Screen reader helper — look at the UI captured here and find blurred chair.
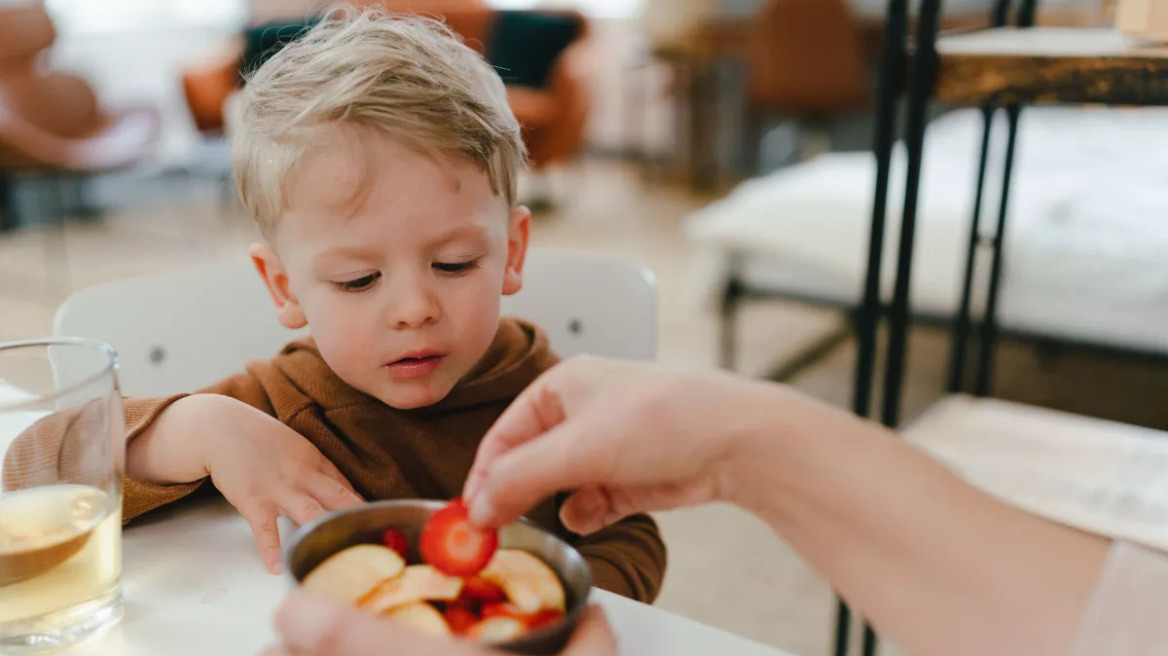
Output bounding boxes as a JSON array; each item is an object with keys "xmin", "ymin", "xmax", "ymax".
[
  {"xmin": 53, "ymin": 249, "xmax": 657, "ymax": 397},
  {"xmin": 0, "ymin": 3, "xmax": 56, "ymax": 77},
  {"xmin": 742, "ymin": 0, "xmax": 870, "ymax": 171},
  {"xmin": 180, "ymin": 0, "xmax": 593, "ymax": 171},
  {"xmin": 0, "ymin": 3, "xmax": 161, "ymax": 297},
  {"xmin": 0, "ymin": 4, "xmax": 161, "ymax": 231}
]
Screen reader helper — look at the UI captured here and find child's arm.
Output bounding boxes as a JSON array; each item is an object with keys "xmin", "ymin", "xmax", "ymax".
[
  {"xmin": 126, "ymin": 392, "xmax": 362, "ymax": 572},
  {"xmin": 6, "ymin": 370, "xmax": 362, "ymax": 574},
  {"xmin": 565, "ymin": 508, "xmax": 667, "ymax": 603}
]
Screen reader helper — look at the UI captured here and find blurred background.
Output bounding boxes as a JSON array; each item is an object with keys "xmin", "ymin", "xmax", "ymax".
[{"xmin": 2, "ymin": 0, "xmax": 1166, "ymax": 654}]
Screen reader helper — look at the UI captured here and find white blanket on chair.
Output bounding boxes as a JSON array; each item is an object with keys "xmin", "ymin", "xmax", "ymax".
[{"xmin": 685, "ymin": 106, "xmax": 1168, "ymax": 354}]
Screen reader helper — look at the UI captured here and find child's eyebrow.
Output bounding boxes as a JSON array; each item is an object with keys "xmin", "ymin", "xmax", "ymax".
[
  {"xmin": 428, "ymin": 225, "xmax": 488, "ymax": 247},
  {"xmin": 313, "ymin": 245, "xmax": 379, "ymax": 266}
]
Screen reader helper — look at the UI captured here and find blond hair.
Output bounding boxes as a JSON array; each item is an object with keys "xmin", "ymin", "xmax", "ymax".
[{"xmin": 230, "ymin": 6, "xmax": 524, "ymax": 238}]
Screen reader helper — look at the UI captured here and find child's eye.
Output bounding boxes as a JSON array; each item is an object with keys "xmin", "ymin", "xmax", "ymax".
[
  {"xmin": 331, "ymin": 272, "xmax": 380, "ymax": 292},
  {"xmin": 433, "ymin": 259, "xmax": 481, "ymax": 275}
]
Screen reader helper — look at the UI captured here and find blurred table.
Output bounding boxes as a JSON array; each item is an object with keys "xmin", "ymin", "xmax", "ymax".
[
  {"xmin": 72, "ymin": 500, "xmax": 794, "ymax": 656},
  {"xmin": 649, "ymin": 4, "xmax": 1108, "ymax": 191}
]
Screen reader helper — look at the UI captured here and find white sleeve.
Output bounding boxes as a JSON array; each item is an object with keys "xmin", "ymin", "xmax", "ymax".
[{"xmin": 1067, "ymin": 541, "xmax": 1168, "ymax": 656}]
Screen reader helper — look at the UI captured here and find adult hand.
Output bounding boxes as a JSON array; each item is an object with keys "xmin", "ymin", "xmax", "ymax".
[
  {"xmin": 464, "ymin": 356, "xmax": 784, "ymax": 532},
  {"xmin": 463, "ymin": 357, "xmax": 1115, "ymax": 656},
  {"xmin": 261, "ymin": 591, "xmax": 617, "ymax": 656}
]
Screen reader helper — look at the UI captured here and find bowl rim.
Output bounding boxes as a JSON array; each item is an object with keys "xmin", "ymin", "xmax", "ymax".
[{"xmin": 281, "ymin": 498, "xmax": 594, "ymax": 644}]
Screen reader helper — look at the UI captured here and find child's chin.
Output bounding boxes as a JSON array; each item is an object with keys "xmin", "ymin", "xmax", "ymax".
[{"xmin": 378, "ymin": 382, "xmax": 449, "ymax": 410}]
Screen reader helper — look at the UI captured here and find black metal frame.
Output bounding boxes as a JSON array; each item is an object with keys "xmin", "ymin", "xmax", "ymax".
[
  {"xmin": 715, "ymin": 2, "xmax": 1168, "ymax": 387},
  {"xmin": 713, "ymin": 2, "xmax": 1165, "ymax": 651},
  {"xmin": 839, "ymin": 1, "xmax": 1038, "ymax": 654}
]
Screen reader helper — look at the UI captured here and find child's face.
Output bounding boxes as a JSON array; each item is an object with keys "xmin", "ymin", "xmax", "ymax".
[{"xmin": 251, "ymin": 133, "xmax": 529, "ymax": 409}]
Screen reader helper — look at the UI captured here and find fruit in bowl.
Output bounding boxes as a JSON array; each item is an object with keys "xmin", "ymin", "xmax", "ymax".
[{"xmin": 286, "ymin": 499, "xmax": 591, "ymax": 655}]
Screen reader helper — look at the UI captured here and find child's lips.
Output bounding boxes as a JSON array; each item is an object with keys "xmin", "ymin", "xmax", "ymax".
[{"xmin": 384, "ymin": 353, "xmax": 446, "ymax": 379}]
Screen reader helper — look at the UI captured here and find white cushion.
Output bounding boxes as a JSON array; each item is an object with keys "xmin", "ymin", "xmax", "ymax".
[
  {"xmin": 905, "ymin": 395, "xmax": 1168, "ymax": 551},
  {"xmin": 686, "ymin": 107, "xmax": 1168, "ymax": 354}
]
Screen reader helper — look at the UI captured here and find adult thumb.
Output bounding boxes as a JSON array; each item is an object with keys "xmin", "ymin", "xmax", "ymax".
[
  {"xmin": 273, "ymin": 591, "xmax": 483, "ymax": 656},
  {"xmin": 564, "ymin": 605, "xmax": 619, "ymax": 655}
]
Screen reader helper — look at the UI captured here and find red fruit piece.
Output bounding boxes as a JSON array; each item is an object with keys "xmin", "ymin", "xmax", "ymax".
[
  {"xmin": 380, "ymin": 528, "xmax": 409, "ymax": 561},
  {"xmin": 480, "ymin": 601, "xmax": 516, "ymax": 621},
  {"xmin": 525, "ymin": 610, "xmax": 565, "ymax": 631},
  {"xmin": 419, "ymin": 499, "xmax": 498, "ymax": 577},
  {"xmin": 461, "ymin": 576, "xmax": 507, "ymax": 604},
  {"xmin": 443, "ymin": 606, "xmax": 479, "ymax": 636}
]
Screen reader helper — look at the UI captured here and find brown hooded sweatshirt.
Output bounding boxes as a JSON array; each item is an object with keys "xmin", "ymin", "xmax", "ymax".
[{"xmin": 5, "ymin": 318, "xmax": 665, "ymax": 602}]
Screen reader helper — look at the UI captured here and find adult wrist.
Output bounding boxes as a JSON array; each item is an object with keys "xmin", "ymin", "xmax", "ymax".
[{"xmin": 719, "ymin": 382, "xmax": 854, "ymax": 526}]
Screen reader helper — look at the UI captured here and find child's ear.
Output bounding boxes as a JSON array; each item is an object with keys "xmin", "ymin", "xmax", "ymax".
[
  {"xmin": 502, "ymin": 205, "xmax": 531, "ymax": 296},
  {"xmin": 249, "ymin": 243, "xmax": 308, "ymax": 330}
]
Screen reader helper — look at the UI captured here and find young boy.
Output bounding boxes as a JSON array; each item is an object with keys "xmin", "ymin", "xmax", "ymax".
[{"xmin": 7, "ymin": 8, "xmax": 665, "ymax": 603}]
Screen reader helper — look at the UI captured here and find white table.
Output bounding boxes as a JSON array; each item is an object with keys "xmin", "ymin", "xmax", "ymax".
[
  {"xmin": 68, "ymin": 500, "xmax": 792, "ymax": 656},
  {"xmin": 3, "ymin": 377, "xmax": 791, "ymax": 655}
]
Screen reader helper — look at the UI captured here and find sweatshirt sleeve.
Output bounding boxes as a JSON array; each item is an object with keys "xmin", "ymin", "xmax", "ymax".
[
  {"xmin": 566, "ymin": 508, "xmax": 668, "ymax": 604},
  {"xmin": 3, "ymin": 370, "xmax": 276, "ymax": 525},
  {"xmin": 1066, "ymin": 541, "xmax": 1168, "ymax": 656}
]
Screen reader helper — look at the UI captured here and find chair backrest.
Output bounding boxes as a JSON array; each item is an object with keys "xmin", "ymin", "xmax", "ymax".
[
  {"xmin": 745, "ymin": 0, "xmax": 869, "ymax": 116},
  {"xmin": 53, "ymin": 249, "xmax": 657, "ymax": 398},
  {"xmin": 0, "ymin": 4, "xmax": 55, "ymax": 74}
]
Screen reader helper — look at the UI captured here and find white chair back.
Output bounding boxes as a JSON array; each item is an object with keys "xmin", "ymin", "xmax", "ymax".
[{"xmin": 53, "ymin": 250, "xmax": 657, "ymax": 397}]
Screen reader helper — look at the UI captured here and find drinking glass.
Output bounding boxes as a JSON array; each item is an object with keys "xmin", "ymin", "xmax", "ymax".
[{"xmin": 0, "ymin": 339, "xmax": 124, "ymax": 653}]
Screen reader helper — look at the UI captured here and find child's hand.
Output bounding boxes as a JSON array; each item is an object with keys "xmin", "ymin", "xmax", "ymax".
[{"xmin": 194, "ymin": 397, "xmax": 365, "ymax": 574}]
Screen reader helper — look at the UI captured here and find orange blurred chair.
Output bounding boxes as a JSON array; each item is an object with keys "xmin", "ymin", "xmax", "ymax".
[
  {"xmin": 0, "ymin": 3, "xmax": 160, "ymax": 291},
  {"xmin": 180, "ymin": 0, "xmax": 593, "ymax": 170},
  {"xmin": 742, "ymin": 0, "xmax": 870, "ymax": 171}
]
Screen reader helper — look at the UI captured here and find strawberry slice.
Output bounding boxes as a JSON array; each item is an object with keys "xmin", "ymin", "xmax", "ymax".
[
  {"xmin": 380, "ymin": 528, "xmax": 410, "ymax": 561},
  {"xmin": 443, "ymin": 605, "xmax": 479, "ymax": 636},
  {"xmin": 525, "ymin": 609, "xmax": 565, "ymax": 631},
  {"xmin": 461, "ymin": 576, "xmax": 507, "ymax": 604},
  {"xmin": 480, "ymin": 601, "xmax": 516, "ymax": 621},
  {"xmin": 420, "ymin": 499, "xmax": 498, "ymax": 577}
]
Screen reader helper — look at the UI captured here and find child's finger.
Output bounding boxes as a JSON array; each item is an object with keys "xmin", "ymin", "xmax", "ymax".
[
  {"xmin": 281, "ymin": 493, "xmax": 328, "ymax": 527},
  {"xmin": 307, "ymin": 474, "xmax": 364, "ymax": 512},
  {"xmin": 316, "ymin": 459, "xmax": 364, "ymax": 499},
  {"xmin": 242, "ymin": 505, "xmax": 284, "ymax": 574}
]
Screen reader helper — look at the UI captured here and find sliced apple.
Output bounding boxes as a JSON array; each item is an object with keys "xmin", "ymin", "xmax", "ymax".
[
  {"xmin": 467, "ymin": 617, "xmax": 526, "ymax": 643},
  {"xmin": 361, "ymin": 564, "xmax": 464, "ymax": 613},
  {"xmin": 301, "ymin": 544, "xmax": 405, "ymax": 604},
  {"xmin": 480, "ymin": 549, "xmax": 566, "ymax": 614},
  {"xmin": 384, "ymin": 602, "xmax": 451, "ymax": 637}
]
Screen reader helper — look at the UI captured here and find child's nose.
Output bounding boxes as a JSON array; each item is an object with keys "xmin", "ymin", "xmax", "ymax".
[{"xmin": 388, "ymin": 280, "xmax": 440, "ymax": 329}]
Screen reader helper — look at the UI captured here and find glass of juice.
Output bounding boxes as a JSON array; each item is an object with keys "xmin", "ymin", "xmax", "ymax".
[{"xmin": 0, "ymin": 339, "xmax": 124, "ymax": 653}]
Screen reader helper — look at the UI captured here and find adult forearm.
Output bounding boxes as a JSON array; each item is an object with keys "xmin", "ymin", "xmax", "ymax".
[{"xmin": 725, "ymin": 387, "xmax": 1110, "ymax": 656}]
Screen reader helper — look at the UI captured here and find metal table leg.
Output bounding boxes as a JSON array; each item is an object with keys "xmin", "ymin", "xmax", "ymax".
[
  {"xmin": 974, "ymin": 104, "xmax": 1021, "ymax": 396},
  {"xmin": 879, "ymin": 0, "xmax": 941, "ymax": 432},
  {"xmin": 973, "ymin": 0, "xmax": 1038, "ymax": 394},
  {"xmin": 861, "ymin": 0, "xmax": 943, "ymax": 653},
  {"xmin": 837, "ymin": 0, "xmax": 910, "ymax": 653},
  {"xmin": 947, "ymin": 104, "xmax": 996, "ymax": 392},
  {"xmin": 948, "ymin": 0, "xmax": 1016, "ymax": 393}
]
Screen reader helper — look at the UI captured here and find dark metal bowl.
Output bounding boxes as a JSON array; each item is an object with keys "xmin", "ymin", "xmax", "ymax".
[{"xmin": 284, "ymin": 500, "xmax": 592, "ymax": 655}]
